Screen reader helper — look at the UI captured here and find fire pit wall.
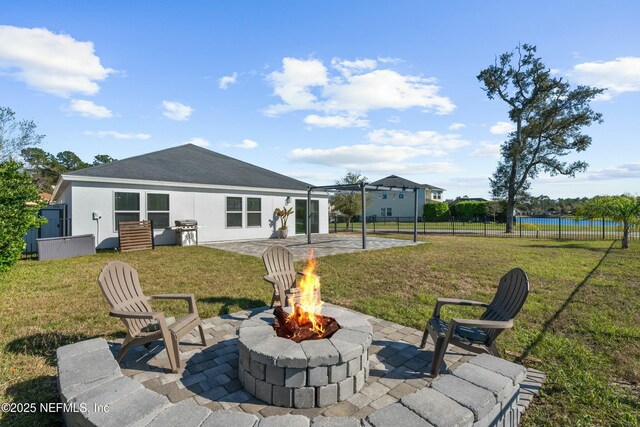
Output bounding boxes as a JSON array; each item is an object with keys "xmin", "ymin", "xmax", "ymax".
[{"xmin": 237, "ymin": 306, "xmax": 372, "ymax": 409}]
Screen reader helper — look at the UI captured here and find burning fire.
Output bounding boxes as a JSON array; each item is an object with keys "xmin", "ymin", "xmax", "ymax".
[{"xmin": 287, "ymin": 250, "xmax": 324, "ymax": 334}]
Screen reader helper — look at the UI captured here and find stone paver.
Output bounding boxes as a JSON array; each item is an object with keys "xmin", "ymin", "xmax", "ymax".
[
  {"xmin": 202, "ymin": 234, "xmax": 422, "ymax": 260},
  {"xmin": 111, "ymin": 305, "xmax": 543, "ymax": 423}
]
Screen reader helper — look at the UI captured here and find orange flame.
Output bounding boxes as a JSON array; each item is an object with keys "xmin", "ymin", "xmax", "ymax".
[{"xmin": 288, "ymin": 249, "xmax": 324, "ymax": 334}]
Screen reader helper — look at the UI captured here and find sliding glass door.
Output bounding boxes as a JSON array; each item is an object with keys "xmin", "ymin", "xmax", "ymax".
[{"xmin": 295, "ymin": 199, "xmax": 319, "ymax": 234}]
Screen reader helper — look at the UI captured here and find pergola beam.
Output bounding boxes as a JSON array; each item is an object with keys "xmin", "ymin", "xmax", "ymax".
[{"xmin": 307, "ymin": 183, "xmax": 420, "ymax": 249}]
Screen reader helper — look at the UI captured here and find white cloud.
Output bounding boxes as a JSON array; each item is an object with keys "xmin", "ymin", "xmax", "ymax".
[
  {"xmin": 387, "ymin": 115, "xmax": 401, "ymax": 124},
  {"xmin": 304, "ymin": 114, "xmax": 369, "ymax": 128},
  {"xmin": 218, "ymin": 72, "xmax": 237, "ymax": 89},
  {"xmin": 290, "ymin": 143, "xmax": 460, "ymax": 174},
  {"xmin": 183, "ymin": 137, "xmax": 210, "ymax": 147},
  {"xmin": 290, "ymin": 144, "xmax": 440, "ymax": 168},
  {"xmin": 585, "ymin": 163, "xmax": 640, "ymax": 180},
  {"xmin": 237, "ymin": 139, "xmax": 258, "ymax": 149},
  {"xmin": 331, "ymin": 57, "xmax": 378, "ymax": 76},
  {"xmin": 448, "ymin": 122, "xmax": 466, "ymax": 131},
  {"xmin": 85, "ymin": 131, "xmax": 150, "ymax": 140},
  {"xmin": 265, "ymin": 57, "xmax": 328, "ymax": 116},
  {"xmin": 66, "ymin": 100, "xmax": 112, "ymax": 118},
  {"xmin": 469, "ymin": 142, "xmax": 501, "ymax": 158},
  {"xmin": 0, "ymin": 25, "xmax": 113, "ymax": 97},
  {"xmin": 264, "ymin": 57, "xmax": 455, "ymax": 118},
  {"xmin": 367, "ymin": 129, "xmax": 469, "ymax": 151},
  {"xmin": 489, "ymin": 121, "xmax": 515, "ymax": 135},
  {"xmin": 570, "ymin": 57, "xmax": 640, "ymax": 100},
  {"xmin": 323, "ymin": 69, "xmax": 455, "ymax": 114},
  {"xmin": 162, "ymin": 101, "xmax": 193, "ymax": 121}
]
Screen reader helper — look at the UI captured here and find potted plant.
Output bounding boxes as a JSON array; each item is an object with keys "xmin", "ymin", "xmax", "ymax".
[{"xmin": 274, "ymin": 206, "xmax": 294, "ymax": 239}]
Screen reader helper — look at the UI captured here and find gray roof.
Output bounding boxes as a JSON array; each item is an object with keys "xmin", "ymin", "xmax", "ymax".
[
  {"xmin": 66, "ymin": 144, "xmax": 310, "ymax": 191},
  {"xmin": 369, "ymin": 175, "xmax": 444, "ymax": 191}
]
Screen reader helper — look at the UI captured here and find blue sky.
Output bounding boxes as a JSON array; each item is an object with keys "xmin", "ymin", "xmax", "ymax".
[{"xmin": 2, "ymin": 1, "xmax": 639, "ymax": 198}]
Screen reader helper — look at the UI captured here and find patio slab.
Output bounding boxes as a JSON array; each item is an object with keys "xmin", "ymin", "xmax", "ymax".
[{"xmin": 201, "ymin": 234, "xmax": 422, "ymax": 260}]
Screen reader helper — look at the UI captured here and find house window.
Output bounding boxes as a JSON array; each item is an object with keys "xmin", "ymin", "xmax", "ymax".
[
  {"xmin": 381, "ymin": 193, "xmax": 388, "ymax": 199},
  {"xmin": 398, "ymin": 193, "xmax": 404, "ymax": 199},
  {"xmin": 386, "ymin": 208, "xmax": 393, "ymax": 217},
  {"xmin": 247, "ymin": 197, "xmax": 261, "ymax": 227},
  {"xmin": 114, "ymin": 192, "xmax": 140, "ymax": 230},
  {"xmin": 380, "ymin": 208, "xmax": 386, "ymax": 217},
  {"xmin": 226, "ymin": 197, "xmax": 242, "ymax": 227},
  {"xmin": 147, "ymin": 193, "xmax": 169, "ymax": 229}
]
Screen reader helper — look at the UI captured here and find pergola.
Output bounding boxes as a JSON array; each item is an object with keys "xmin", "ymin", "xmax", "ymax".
[{"xmin": 306, "ymin": 183, "xmax": 420, "ymax": 249}]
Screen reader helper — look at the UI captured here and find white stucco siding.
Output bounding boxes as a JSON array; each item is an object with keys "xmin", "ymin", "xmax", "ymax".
[
  {"xmin": 368, "ymin": 189, "xmax": 425, "ymax": 219},
  {"xmin": 68, "ymin": 181, "xmax": 328, "ymax": 248}
]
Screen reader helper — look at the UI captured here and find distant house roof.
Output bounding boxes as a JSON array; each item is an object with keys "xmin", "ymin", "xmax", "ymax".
[
  {"xmin": 39, "ymin": 192, "xmax": 53, "ymax": 202},
  {"xmin": 369, "ymin": 175, "xmax": 445, "ymax": 191},
  {"xmin": 64, "ymin": 144, "xmax": 310, "ymax": 191}
]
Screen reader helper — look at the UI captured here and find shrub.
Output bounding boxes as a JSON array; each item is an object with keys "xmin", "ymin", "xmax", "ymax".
[
  {"xmin": 455, "ymin": 201, "xmax": 488, "ymax": 221},
  {"xmin": 423, "ymin": 202, "xmax": 450, "ymax": 221},
  {"xmin": 0, "ymin": 160, "xmax": 46, "ymax": 271}
]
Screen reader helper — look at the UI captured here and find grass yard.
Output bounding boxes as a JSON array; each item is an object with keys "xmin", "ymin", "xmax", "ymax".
[{"xmin": 1, "ymin": 236, "xmax": 638, "ymax": 426}]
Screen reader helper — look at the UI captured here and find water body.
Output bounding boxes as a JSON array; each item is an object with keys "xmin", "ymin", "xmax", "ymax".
[{"xmin": 517, "ymin": 217, "xmax": 623, "ymax": 227}]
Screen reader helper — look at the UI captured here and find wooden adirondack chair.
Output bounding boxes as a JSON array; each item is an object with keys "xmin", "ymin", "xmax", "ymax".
[
  {"xmin": 421, "ymin": 268, "xmax": 529, "ymax": 376},
  {"xmin": 98, "ymin": 261, "xmax": 206, "ymax": 373},
  {"xmin": 262, "ymin": 245, "xmax": 302, "ymax": 307}
]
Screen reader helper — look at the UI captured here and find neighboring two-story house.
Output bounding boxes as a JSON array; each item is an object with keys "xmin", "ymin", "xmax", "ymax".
[{"xmin": 368, "ymin": 175, "xmax": 445, "ymax": 219}]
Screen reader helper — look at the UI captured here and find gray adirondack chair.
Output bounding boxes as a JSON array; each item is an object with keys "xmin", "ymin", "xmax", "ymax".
[
  {"xmin": 262, "ymin": 245, "xmax": 303, "ymax": 307},
  {"xmin": 98, "ymin": 261, "xmax": 206, "ymax": 373},
  {"xmin": 421, "ymin": 268, "xmax": 529, "ymax": 376}
]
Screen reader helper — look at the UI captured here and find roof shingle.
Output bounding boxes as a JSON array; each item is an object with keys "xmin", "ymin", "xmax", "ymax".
[{"xmin": 66, "ymin": 144, "xmax": 310, "ymax": 191}]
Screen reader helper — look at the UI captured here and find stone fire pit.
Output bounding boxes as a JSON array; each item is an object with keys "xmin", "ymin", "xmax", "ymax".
[{"xmin": 237, "ymin": 305, "xmax": 372, "ymax": 408}]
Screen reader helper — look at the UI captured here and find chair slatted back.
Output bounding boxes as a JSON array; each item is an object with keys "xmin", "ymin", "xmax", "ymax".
[
  {"xmin": 98, "ymin": 261, "xmax": 153, "ymax": 336},
  {"xmin": 480, "ymin": 268, "xmax": 529, "ymax": 342},
  {"xmin": 262, "ymin": 246, "xmax": 297, "ymax": 292}
]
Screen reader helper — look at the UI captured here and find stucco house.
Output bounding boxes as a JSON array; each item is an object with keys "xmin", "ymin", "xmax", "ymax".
[
  {"xmin": 368, "ymin": 175, "xmax": 445, "ymax": 218},
  {"xmin": 51, "ymin": 144, "xmax": 329, "ymax": 249}
]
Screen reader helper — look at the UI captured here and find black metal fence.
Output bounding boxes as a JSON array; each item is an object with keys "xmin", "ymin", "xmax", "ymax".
[{"xmin": 330, "ymin": 215, "xmax": 639, "ymax": 241}]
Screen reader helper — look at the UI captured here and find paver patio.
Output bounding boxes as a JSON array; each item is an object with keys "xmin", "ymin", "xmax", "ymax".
[
  {"xmin": 201, "ymin": 234, "xmax": 422, "ymax": 260},
  {"xmin": 114, "ymin": 304, "xmax": 544, "ymax": 421}
]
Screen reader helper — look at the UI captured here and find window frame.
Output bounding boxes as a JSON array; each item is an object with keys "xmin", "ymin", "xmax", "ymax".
[
  {"xmin": 246, "ymin": 197, "xmax": 262, "ymax": 228},
  {"xmin": 226, "ymin": 196, "xmax": 243, "ymax": 228},
  {"xmin": 113, "ymin": 191, "xmax": 140, "ymax": 231},
  {"xmin": 146, "ymin": 193, "xmax": 170, "ymax": 230}
]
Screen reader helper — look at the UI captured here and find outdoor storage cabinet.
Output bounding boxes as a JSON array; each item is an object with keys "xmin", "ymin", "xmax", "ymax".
[{"xmin": 37, "ymin": 234, "xmax": 96, "ymax": 261}]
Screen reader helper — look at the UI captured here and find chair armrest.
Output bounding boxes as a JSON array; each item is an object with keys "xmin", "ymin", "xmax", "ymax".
[
  {"xmin": 149, "ymin": 293, "xmax": 193, "ymax": 301},
  {"xmin": 263, "ymin": 274, "xmax": 278, "ymax": 284},
  {"xmin": 433, "ymin": 298, "xmax": 489, "ymax": 317},
  {"xmin": 450, "ymin": 318, "xmax": 513, "ymax": 330},
  {"xmin": 109, "ymin": 310, "xmax": 163, "ymax": 320},
  {"xmin": 148, "ymin": 294, "xmax": 198, "ymax": 315}
]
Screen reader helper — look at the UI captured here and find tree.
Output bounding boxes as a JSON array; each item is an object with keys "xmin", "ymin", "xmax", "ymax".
[
  {"xmin": 56, "ymin": 151, "xmax": 90, "ymax": 171},
  {"xmin": 0, "ymin": 160, "xmax": 46, "ymax": 271},
  {"xmin": 0, "ymin": 106, "xmax": 45, "ymax": 161},
  {"xmin": 478, "ymin": 44, "xmax": 604, "ymax": 232},
  {"xmin": 330, "ymin": 171, "xmax": 369, "ymax": 230},
  {"xmin": 455, "ymin": 201, "xmax": 488, "ymax": 222},
  {"xmin": 486, "ymin": 200, "xmax": 503, "ymax": 223},
  {"xmin": 93, "ymin": 154, "xmax": 117, "ymax": 165},
  {"xmin": 576, "ymin": 195, "xmax": 640, "ymax": 249},
  {"xmin": 21, "ymin": 147, "xmax": 62, "ymax": 191}
]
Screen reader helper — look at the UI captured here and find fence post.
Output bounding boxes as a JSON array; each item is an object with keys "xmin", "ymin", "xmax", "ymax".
[
  {"xmin": 519, "ymin": 217, "xmax": 522, "ymax": 238},
  {"xmin": 602, "ymin": 216, "xmax": 605, "ymax": 240},
  {"xmin": 397, "ymin": 217, "xmax": 400, "ymax": 233},
  {"xmin": 484, "ymin": 218, "xmax": 487, "ymax": 237},
  {"xmin": 558, "ymin": 216, "xmax": 561, "ymax": 239},
  {"xmin": 452, "ymin": 220, "xmax": 455, "ymax": 236}
]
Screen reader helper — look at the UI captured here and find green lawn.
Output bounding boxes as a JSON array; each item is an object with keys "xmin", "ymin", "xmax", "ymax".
[{"xmin": 1, "ymin": 236, "xmax": 638, "ymax": 426}]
